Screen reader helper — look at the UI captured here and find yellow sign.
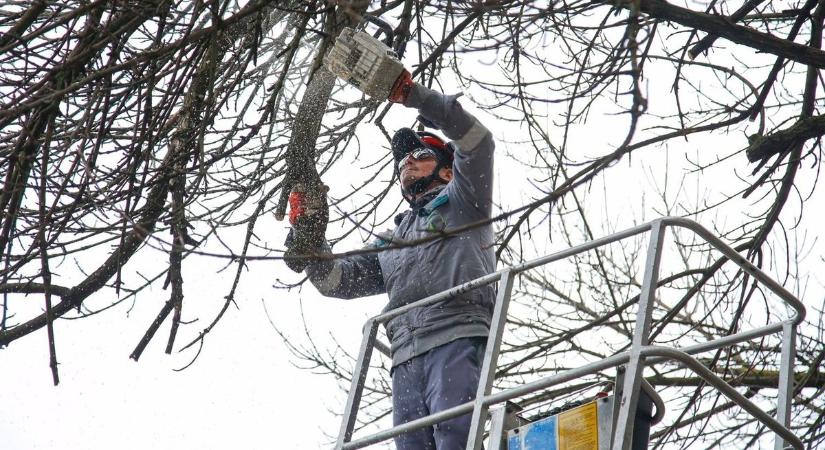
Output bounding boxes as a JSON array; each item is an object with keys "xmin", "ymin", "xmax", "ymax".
[{"xmin": 558, "ymin": 401, "xmax": 598, "ymax": 450}]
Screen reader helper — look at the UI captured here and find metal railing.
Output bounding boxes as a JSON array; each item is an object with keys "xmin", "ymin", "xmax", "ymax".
[{"xmin": 334, "ymin": 217, "xmax": 806, "ymax": 450}]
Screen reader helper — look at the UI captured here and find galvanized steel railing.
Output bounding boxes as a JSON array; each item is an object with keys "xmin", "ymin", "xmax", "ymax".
[{"xmin": 334, "ymin": 217, "xmax": 806, "ymax": 450}]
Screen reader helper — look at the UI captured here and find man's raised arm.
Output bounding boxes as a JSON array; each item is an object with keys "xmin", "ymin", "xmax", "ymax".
[{"xmin": 402, "ymin": 83, "xmax": 495, "ymax": 217}]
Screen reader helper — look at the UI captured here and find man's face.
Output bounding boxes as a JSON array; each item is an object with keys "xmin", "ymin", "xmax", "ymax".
[{"xmin": 399, "ymin": 152, "xmax": 439, "ymax": 189}]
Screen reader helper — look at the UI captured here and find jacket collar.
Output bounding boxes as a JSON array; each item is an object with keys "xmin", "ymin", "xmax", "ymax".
[
  {"xmin": 413, "ymin": 184, "xmax": 446, "ymax": 210},
  {"xmin": 395, "ymin": 184, "xmax": 447, "ymax": 225}
]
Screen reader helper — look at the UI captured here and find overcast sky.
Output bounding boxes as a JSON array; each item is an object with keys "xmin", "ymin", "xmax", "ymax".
[{"xmin": 2, "ymin": 257, "xmax": 391, "ymax": 449}]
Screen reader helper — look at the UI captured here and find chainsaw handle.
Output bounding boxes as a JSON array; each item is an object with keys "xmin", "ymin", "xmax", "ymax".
[{"xmin": 361, "ymin": 15, "xmax": 394, "ymax": 48}]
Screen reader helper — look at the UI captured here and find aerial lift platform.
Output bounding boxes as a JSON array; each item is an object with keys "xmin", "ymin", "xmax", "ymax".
[{"xmin": 333, "ymin": 217, "xmax": 806, "ymax": 450}]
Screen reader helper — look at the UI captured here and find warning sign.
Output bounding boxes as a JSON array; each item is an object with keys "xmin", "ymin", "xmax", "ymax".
[{"xmin": 557, "ymin": 401, "xmax": 598, "ymax": 450}]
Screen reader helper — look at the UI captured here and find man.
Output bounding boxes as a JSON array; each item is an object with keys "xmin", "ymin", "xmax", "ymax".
[{"xmin": 286, "ymin": 68, "xmax": 495, "ymax": 449}]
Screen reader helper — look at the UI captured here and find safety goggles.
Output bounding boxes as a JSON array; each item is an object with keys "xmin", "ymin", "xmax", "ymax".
[{"xmin": 397, "ymin": 148, "xmax": 439, "ymax": 171}]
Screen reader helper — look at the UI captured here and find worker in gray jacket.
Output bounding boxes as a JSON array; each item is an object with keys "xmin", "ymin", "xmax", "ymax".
[{"xmin": 285, "ymin": 44, "xmax": 495, "ymax": 449}]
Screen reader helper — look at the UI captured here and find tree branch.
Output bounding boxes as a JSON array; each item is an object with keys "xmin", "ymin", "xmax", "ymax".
[
  {"xmin": 609, "ymin": 0, "xmax": 825, "ymax": 68},
  {"xmin": 746, "ymin": 114, "xmax": 825, "ymax": 163}
]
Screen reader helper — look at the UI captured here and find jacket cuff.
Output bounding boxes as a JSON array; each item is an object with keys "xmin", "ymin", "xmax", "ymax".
[
  {"xmin": 307, "ymin": 259, "xmax": 341, "ymax": 295},
  {"xmin": 304, "ymin": 240, "xmax": 334, "ymax": 279},
  {"xmin": 402, "ymin": 82, "xmax": 427, "ymax": 109}
]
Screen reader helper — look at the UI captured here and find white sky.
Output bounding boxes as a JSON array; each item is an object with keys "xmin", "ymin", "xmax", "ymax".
[{"xmin": 1, "ymin": 258, "xmax": 389, "ymax": 449}]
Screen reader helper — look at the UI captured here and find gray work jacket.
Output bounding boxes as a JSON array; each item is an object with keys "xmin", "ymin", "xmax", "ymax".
[{"xmin": 306, "ymin": 83, "xmax": 496, "ymax": 367}]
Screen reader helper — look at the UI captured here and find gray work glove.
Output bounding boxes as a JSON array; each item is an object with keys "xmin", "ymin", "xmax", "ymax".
[{"xmin": 284, "ymin": 183, "xmax": 329, "ymax": 273}]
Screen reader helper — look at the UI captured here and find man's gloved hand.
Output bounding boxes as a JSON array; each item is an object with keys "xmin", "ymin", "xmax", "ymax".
[
  {"xmin": 283, "ymin": 183, "xmax": 329, "ymax": 273},
  {"xmin": 387, "ymin": 69, "xmax": 413, "ymax": 104},
  {"xmin": 324, "ymin": 28, "xmax": 412, "ymax": 103}
]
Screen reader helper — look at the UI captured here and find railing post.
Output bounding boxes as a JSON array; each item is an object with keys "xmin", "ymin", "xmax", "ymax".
[
  {"xmin": 488, "ymin": 406, "xmax": 508, "ymax": 450},
  {"xmin": 775, "ymin": 321, "xmax": 797, "ymax": 450},
  {"xmin": 335, "ymin": 320, "xmax": 379, "ymax": 450},
  {"xmin": 466, "ymin": 270, "xmax": 515, "ymax": 450},
  {"xmin": 611, "ymin": 221, "xmax": 666, "ymax": 450}
]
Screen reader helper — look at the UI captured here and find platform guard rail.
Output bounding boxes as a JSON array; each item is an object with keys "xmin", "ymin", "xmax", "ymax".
[{"xmin": 334, "ymin": 217, "xmax": 806, "ymax": 450}]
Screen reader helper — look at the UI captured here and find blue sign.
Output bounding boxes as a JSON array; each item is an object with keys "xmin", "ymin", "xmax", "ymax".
[{"xmin": 508, "ymin": 415, "xmax": 558, "ymax": 450}]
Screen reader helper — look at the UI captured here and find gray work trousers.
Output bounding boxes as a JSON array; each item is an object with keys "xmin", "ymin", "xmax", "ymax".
[{"xmin": 391, "ymin": 337, "xmax": 486, "ymax": 450}]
